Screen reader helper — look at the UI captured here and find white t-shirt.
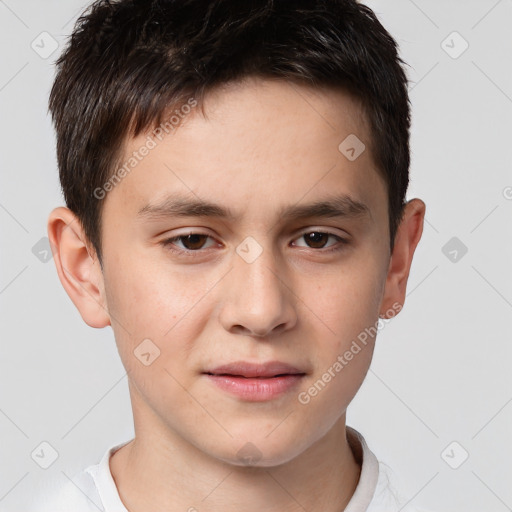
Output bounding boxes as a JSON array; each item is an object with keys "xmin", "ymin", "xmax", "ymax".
[{"xmin": 28, "ymin": 427, "xmax": 430, "ymax": 512}]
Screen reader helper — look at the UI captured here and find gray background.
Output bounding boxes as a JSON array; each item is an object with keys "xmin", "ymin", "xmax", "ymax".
[{"xmin": 1, "ymin": 0, "xmax": 511, "ymax": 510}]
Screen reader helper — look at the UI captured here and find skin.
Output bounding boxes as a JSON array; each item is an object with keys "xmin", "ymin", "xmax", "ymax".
[{"xmin": 47, "ymin": 77, "xmax": 425, "ymax": 512}]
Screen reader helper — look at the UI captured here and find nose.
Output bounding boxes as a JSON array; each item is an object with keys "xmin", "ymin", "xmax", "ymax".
[{"xmin": 218, "ymin": 241, "xmax": 297, "ymax": 338}]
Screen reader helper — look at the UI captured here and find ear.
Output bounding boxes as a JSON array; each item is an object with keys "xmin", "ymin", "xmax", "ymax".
[
  {"xmin": 47, "ymin": 207, "xmax": 111, "ymax": 328},
  {"xmin": 379, "ymin": 198, "xmax": 426, "ymax": 318}
]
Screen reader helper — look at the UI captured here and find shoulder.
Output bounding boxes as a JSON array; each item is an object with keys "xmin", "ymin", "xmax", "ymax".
[
  {"xmin": 26, "ymin": 470, "xmax": 102, "ymax": 512},
  {"xmin": 346, "ymin": 427, "xmax": 435, "ymax": 512},
  {"xmin": 369, "ymin": 460, "xmax": 433, "ymax": 512},
  {"xmin": 373, "ymin": 458, "xmax": 408, "ymax": 507},
  {"xmin": 27, "ymin": 440, "xmax": 130, "ymax": 512}
]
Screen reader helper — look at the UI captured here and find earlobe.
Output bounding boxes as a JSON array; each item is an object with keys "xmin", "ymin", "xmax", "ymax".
[
  {"xmin": 47, "ymin": 207, "xmax": 111, "ymax": 329},
  {"xmin": 379, "ymin": 198, "xmax": 426, "ymax": 318}
]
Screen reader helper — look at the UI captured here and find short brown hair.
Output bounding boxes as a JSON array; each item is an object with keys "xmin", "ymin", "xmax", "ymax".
[{"xmin": 49, "ymin": 0, "xmax": 412, "ymax": 267}]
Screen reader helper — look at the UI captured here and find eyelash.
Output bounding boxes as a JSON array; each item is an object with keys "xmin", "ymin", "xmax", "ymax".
[{"xmin": 159, "ymin": 231, "xmax": 349, "ymax": 256}]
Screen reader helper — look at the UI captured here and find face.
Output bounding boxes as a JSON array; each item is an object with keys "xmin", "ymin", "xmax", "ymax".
[{"xmin": 73, "ymin": 78, "xmax": 403, "ymax": 466}]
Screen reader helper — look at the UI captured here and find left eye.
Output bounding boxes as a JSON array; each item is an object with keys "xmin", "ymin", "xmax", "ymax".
[
  {"xmin": 292, "ymin": 231, "xmax": 345, "ymax": 250},
  {"xmin": 160, "ymin": 231, "xmax": 347, "ymax": 254}
]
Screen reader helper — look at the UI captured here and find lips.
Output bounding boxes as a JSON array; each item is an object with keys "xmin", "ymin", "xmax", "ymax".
[
  {"xmin": 204, "ymin": 360, "xmax": 306, "ymax": 378},
  {"xmin": 204, "ymin": 361, "xmax": 307, "ymax": 401}
]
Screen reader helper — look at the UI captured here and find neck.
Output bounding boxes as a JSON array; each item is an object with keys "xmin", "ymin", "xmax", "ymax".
[{"xmin": 110, "ymin": 416, "xmax": 361, "ymax": 512}]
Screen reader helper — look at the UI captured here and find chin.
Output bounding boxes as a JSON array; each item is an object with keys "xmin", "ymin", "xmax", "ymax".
[{"xmin": 210, "ymin": 431, "xmax": 307, "ymax": 469}]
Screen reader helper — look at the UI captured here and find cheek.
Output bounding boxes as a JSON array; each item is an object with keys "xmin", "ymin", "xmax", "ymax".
[
  {"xmin": 104, "ymin": 257, "xmax": 215, "ymax": 375},
  {"xmin": 306, "ymin": 258, "xmax": 384, "ymax": 340},
  {"xmin": 301, "ymin": 254, "xmax": 383, "ymax": 400},
  {"xmin": 104, "ymin": 253, "xmax": 193, "ymax": 333},
  {"xmin": 296, "ymin": 335, "xmax": 374, "ymax": 440}
]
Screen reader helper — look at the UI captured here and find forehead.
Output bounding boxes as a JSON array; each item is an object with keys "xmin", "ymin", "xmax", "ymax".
[{"xmin": 103, "ymin": 78, "xmax": 386, "ymax": 228}]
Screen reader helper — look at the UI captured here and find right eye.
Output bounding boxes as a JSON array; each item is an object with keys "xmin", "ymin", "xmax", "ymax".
[{"xmin": 160, "ymin": 232, "xmax": 219, "ymax": 254}]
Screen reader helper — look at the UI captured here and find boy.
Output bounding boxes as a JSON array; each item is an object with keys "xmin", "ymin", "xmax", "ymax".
[{"xmin": 34, "ymin": 0, "xmax": 428, "ymax": 510}]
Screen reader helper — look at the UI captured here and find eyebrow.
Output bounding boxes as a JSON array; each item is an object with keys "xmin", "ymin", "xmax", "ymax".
[{"xmin": 137, "ymin": 192, "xmax": 371, "ymax": 222}]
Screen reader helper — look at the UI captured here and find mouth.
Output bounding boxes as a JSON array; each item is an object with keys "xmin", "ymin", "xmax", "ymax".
[
  {"xmin": 203, "ymin": 360, "xmax": 307, "ymax": 378},
  {"xmin": 202, "ymin": 361, "xmax": 307, "ymax": 401},
  {"xmin": 204, "ymin": 373, "xmax": 304, "ymax": 378}
]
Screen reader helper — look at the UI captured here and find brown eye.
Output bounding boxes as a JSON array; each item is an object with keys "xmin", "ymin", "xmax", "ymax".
[
  {"xmin": 303, "ymin": 232, "xmax": 330, "ymax": 249},
  {"xmin": 160, "ymin": 233, "xmax": 216, "ymax": 253},
  {"xmin": 176, "ymin": 234, "xmax": 209, "ymax": 250},
  {"xmin": 293, "ymin": 231, "xmax": 346, "ymax": 250}
]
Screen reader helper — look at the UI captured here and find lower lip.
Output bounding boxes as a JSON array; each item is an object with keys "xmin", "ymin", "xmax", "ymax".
[{"xmin": 204, "ymin": 374, "xmax": 305, "ymax": 401}]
